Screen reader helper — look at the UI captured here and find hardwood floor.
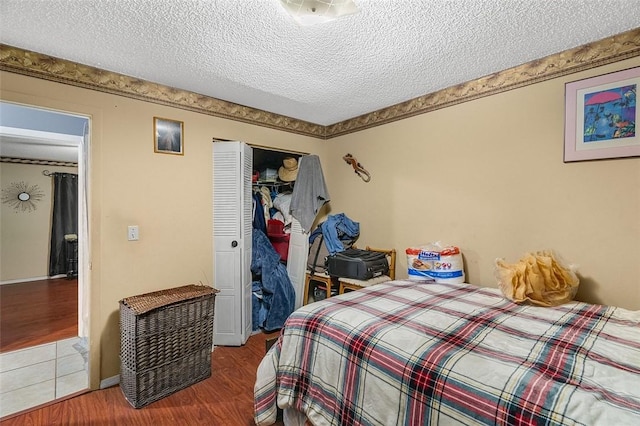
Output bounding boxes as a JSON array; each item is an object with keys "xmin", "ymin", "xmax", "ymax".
[
  {"xmin": 2, "ymin": 331, "xmax": 284, "ymax": 425},
  {"xmin": 0, "ymin": 278, "xmax": 78, "ymax": 353}
]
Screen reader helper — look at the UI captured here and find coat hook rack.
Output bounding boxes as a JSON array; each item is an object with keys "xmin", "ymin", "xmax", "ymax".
[{"xmin": 343, "ymin": 153, "xmax": 371, "ymax": 183}]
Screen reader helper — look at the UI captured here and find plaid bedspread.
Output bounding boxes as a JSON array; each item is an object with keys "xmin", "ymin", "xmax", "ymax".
[{"xmin": 254, "ymin": 281, "xmax": 640, "ymax": 425}]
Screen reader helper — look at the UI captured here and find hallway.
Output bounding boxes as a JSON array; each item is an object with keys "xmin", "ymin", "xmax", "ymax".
[{"xmin": 0, "ymin": 277, "xmax": 77, "ymax": 353}]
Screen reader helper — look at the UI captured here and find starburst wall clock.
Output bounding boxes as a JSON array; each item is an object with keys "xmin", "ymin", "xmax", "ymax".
[{"xmin": 1, "ymin": 181, "xmax": 45, "ymax": 212}]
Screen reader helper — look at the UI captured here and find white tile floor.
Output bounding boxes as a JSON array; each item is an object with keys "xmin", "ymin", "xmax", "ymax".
[{"xmin": 0, "ymin": 337, "xmax": 88, "ymax": 418}]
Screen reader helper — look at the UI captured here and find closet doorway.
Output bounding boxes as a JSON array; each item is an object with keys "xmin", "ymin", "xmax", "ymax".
[
  {"xmin": 212, "ymin": 141, "xmax": 309, "ymax": 346},
  {"xmin": 0, "ymin": 102, "xmax": 90, "ymax": 417}
]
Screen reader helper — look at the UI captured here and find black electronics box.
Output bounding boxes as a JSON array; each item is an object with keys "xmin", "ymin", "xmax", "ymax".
[{"xmin": 327, "ymin": 248, "xmax": 389, "ymax": 280}]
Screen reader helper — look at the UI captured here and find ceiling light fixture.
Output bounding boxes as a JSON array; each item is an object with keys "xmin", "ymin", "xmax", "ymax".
[{"xmin": 279, "ymin": 0, "xmax": 359, "ymax": 26}]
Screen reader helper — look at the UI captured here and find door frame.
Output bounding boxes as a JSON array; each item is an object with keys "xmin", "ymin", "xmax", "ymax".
[{"xmin": 0, "ymin": 100, "xmax": 91, "ymax": 413}]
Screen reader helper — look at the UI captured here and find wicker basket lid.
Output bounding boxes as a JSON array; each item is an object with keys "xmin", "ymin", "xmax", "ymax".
[{"xmin": 120, "ymin": 284, "xmax": 219, "ymax": 315}]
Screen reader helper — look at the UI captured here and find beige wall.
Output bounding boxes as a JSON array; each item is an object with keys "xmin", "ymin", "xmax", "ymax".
[
  {"xmin": 1, "ymin": 163, "xmax": 77, "ymax": 281},
  {"xmin": 1, "ymin": 72, "xmax": 327, "ymax": 385},
  {"xmin": 323, "ymin": 57, "xmax": 640, "ymax": 311},
  {"xmin": 1, "ymin": 55, "xmax": 638, "ymax": 385}
]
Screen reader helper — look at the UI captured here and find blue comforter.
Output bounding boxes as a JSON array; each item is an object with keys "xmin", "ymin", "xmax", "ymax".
[{"xmin": 251, "ymin": 229, "xmax": 296, "ymax": 332}]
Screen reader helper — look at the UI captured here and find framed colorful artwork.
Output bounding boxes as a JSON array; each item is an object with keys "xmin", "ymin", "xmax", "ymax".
[
  {"xmin": 154, "ymin": 117, "xmax": 184, "ymax": 155},
  {"xmin": 564, "ymin": 66, "xmax": 638, "ymax": 162}
]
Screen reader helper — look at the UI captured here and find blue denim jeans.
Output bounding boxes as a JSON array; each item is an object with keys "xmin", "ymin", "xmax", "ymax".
[{"xmin": 320, "ymin": 213, "xmax": 360, "ymax": 254}]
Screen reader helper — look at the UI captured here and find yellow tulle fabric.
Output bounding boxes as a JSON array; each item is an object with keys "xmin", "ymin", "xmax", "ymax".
[{"xmin": 495, "ymin": 250, "xmax": 579, "ymax": 307}]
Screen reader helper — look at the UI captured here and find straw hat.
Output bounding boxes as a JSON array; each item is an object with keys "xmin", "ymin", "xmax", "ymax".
[{"xmin": 278, "ymin": 157, "xmax": 299, "ymax": 182}]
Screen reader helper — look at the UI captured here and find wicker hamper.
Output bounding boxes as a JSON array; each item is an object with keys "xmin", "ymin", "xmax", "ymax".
[{"xmin": 119, "ymin": 284, "xmax": 219, "ymax": 408}]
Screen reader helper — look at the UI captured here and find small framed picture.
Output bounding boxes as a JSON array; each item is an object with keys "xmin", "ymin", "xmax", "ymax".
[
  {"xmin": 154, "ymin": 117, "xmax": 184, "ymax": 155},
  {"xmin": 564, "ymin": 67, "xmax": 638, "ymax": 162}
]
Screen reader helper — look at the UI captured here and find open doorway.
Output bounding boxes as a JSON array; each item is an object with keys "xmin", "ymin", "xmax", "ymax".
[{"xmin": 0, "ymin": 102, "xmax": 90, "ymax": 417}]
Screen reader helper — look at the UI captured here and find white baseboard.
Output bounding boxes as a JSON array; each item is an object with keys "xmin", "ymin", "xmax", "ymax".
[
  {"xmin": 100, "ymin": 375, "xmax": 120, "ymax": 389},
  {"xmin": 0, "ymin": 275, "xmax": 66, "ymax": 285}
]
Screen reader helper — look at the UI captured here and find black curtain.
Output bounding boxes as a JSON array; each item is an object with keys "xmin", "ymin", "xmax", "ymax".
[{"xmin": 49, "ymin": 173, "xmax": 78, "ymax": 276}]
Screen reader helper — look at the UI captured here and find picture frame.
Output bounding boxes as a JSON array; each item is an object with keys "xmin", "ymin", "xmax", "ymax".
[
  {"xmin": 154, "ymin": 117, "xmax": 184, "ymax": 155},
  {"xmin": 564, "ymin": 66, "xmax": 638, "ymax": 162}
]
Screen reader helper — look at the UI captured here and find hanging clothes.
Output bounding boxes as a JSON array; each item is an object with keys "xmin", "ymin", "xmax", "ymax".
[
  {"xmin": 252, "ymin": 191, "xmax": 267, "ymax": 233},
  {"xmin": 251, "ymin": 229, "xmax": 296, "ymax": 331},
  {"xmin": 290, "ymin": 155, "xmax": 330, "ymax": 233},
  {"xmin": 259, "ymin": 186, "xmax": 272, "ymax": 225},
  {"xmin": 273, "ymin": 192, "xmax": 293, "ymax": 226}
]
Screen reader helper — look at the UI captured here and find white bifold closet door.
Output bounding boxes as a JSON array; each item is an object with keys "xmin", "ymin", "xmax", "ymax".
[
  {"xmin": 213, "ymin": 141, "xmax": 253, "ymax": 346},
  {"xmin": 213, "ymin": 141, "xmax": 309, "ymax": 346}
]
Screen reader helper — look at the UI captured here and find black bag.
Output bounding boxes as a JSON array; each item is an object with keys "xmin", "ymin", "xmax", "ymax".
[
  {"xmin": 307, "ymin": 223, "xmax": 358, "ymax": 275},
  {"xmin": 326, "ymin": 248, "xmax": 389, "ymax": 280},
  {"xmin": 307, "ymin": 235, "xmax": 330, "ymax": 274}
]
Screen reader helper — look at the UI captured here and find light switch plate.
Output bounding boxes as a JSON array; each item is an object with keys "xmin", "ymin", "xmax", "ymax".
[{"xmin": 127, "ymin": 225, "xmax": 139, "ymax": 241}]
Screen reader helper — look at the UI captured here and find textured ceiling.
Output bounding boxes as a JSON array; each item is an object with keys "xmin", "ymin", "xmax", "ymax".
[{"xmin": 1, "ymin": 1, "xmax": 639, "ymax": 126}]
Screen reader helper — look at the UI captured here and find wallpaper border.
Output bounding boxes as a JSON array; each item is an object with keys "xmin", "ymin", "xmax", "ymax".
[
  {"xmin": 0, "ymin": 157, "xmax": 78, "ymax": 167},
  {"xmin": 1, "ymin": 28, "xmax": 639, "ymax": 140}
]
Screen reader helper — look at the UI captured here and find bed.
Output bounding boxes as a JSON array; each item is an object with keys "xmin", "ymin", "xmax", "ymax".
[{"xmin": 254, "ymin": 280, "xmax": 640, "ymax": 425}]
